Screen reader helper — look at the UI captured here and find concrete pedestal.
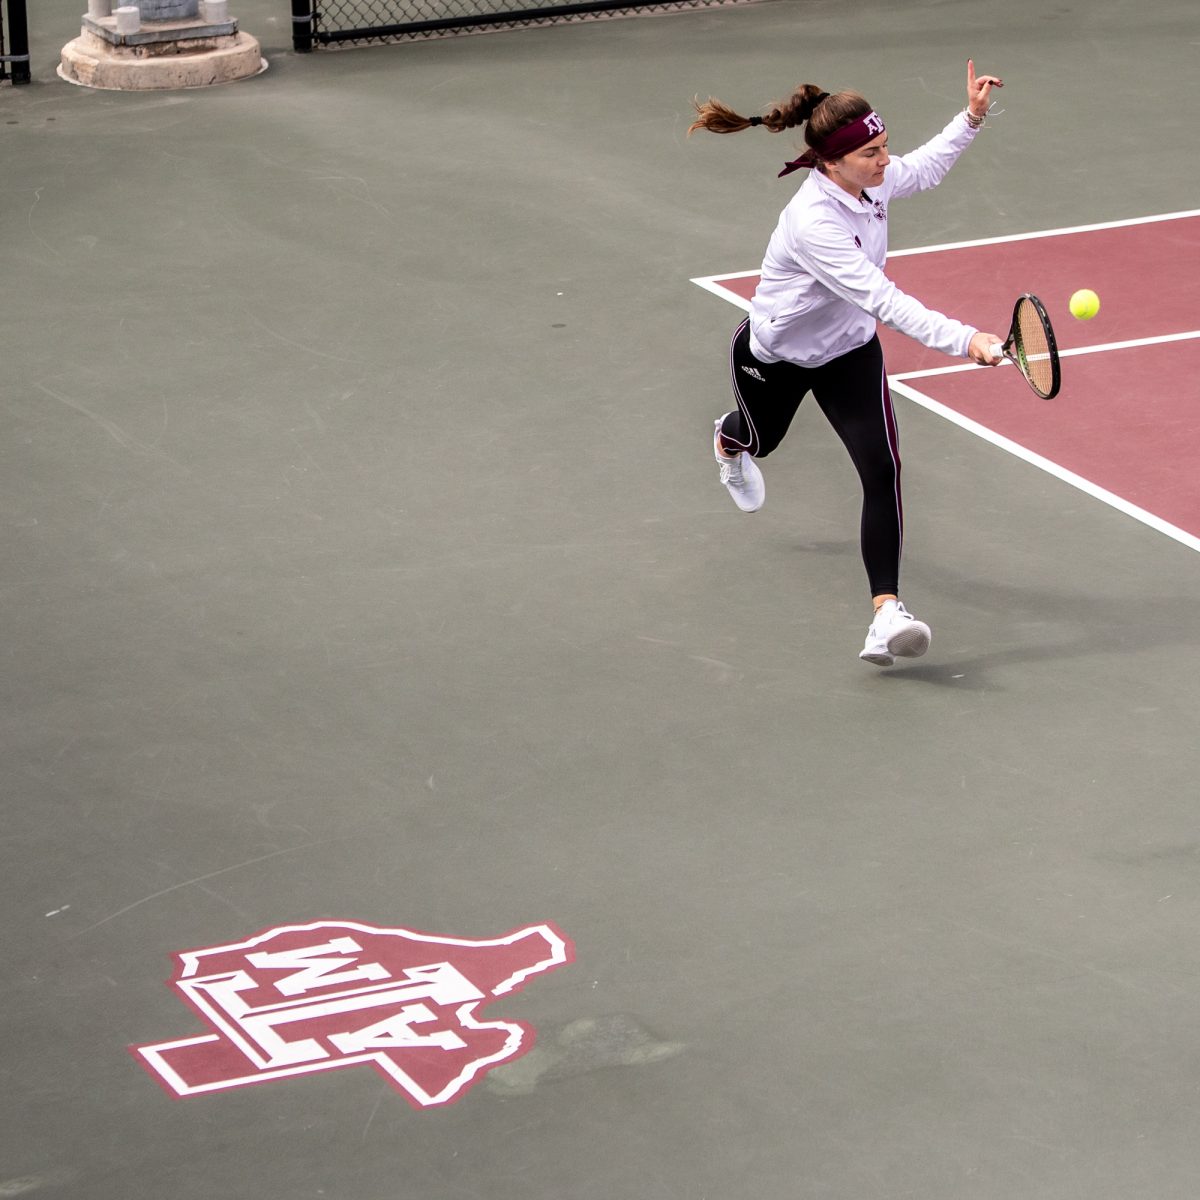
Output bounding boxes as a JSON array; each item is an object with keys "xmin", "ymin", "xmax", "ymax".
[{"xmin": 58, "ymin": 5, "xmax": 266, "ymax": 90}]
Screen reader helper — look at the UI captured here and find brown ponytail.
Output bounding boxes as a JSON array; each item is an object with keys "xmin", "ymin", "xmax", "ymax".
[
  {"xmin": 688, "ymin": 83, "xmax": 830, "ymax": 136},
  {"xmin": 689, "ymin": 85, "xmax": 874, "ymax": 167}
]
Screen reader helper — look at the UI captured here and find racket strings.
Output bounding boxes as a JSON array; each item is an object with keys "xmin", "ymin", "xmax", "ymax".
[{"xmin": 1015, "ymin": 299, "xmax": 1055, "ymax": 397}]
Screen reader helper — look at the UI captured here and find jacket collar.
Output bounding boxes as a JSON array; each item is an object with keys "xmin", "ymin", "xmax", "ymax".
[{"xmin": 809, "ymin": 167, "xmax": 875, "ymax": 213}]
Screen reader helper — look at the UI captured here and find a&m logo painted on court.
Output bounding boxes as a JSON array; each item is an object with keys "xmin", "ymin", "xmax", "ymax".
[{"xmin": 132, "ymin": 920, "xmax": 573, "ymax": 1106}]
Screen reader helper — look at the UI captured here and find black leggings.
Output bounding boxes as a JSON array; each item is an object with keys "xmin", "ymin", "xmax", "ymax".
[{"xmin": 722, "ymin": 318, "xmax": 903, "ymax": 598}]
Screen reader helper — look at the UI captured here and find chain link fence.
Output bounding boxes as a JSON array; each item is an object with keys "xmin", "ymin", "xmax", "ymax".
[{"xmin": 291, "ymin": 0, "xmax": 752, "ymax": 51}]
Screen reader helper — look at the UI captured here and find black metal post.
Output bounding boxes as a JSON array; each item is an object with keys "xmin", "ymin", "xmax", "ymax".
[
  {"xmin": 291, "ymin": 0, "xmax": 315, "ymax": 52},
  {"xmin": 3, "ymin": 0, "xmax": 30, "ymax": 84}
]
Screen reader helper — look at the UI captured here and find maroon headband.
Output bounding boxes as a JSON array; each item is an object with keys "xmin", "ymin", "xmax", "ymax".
[{"xmin": 779, "ymin": 110, "xmax": 886, "ymax": 177}]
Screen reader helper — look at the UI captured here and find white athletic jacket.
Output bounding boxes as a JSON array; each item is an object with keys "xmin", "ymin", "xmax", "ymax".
[{"xmin": 748, "ymin": 111, "xmax": 980, "ymax": 367}]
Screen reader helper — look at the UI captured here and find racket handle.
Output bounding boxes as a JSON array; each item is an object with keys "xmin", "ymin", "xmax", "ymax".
[{"xmin": 989, "ymin": 344, "xmax": 1003, "ymax": 358}]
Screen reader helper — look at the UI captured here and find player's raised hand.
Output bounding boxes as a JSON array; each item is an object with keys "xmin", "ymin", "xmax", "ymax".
[{"xmin": 967, "ymin": 58, "xmax": 1003, "ymax": 118}]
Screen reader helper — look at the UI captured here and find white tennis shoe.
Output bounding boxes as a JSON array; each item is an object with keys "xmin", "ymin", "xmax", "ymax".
[
  {"xmin": 713, "ymin": 418, "xmax": 764, "ymax": 513},
  {"xmin": 859, "ymin": 599, "xmax": 931, "ymax": 666}
]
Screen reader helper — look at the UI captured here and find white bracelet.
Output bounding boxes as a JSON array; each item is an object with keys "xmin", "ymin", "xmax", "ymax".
[{"xmin": 964, "ymin": 108, "xmax": 985, "ymax": 129}]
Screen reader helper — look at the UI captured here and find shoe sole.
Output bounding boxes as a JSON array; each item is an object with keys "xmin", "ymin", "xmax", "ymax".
[
  {"xmin": 859, "ymin": 648, "xmax": 895, "ymax": 667},
  {"xmin": 887, "ymin": 623, "xmax": 931, "ymax": 659}
]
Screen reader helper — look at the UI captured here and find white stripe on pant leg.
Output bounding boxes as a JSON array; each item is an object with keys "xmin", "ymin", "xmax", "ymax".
[
  {"xmin": 879, "ymin": 361, "xmax": 904, "ymax": 574},
  {"xmin": 725, "ymin": 317, "xmax": 760, "ymax": 456}
]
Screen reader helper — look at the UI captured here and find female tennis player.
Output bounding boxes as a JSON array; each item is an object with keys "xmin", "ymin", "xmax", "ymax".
[{"xmin": 691, "ymin": 60, "xmax": 1004, "ymax": 666}]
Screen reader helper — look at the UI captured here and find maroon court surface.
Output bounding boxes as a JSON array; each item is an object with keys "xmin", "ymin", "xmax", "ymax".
[{"xmin": 697, "ymin": 213, "xmax": 1200, "ymax": 543}]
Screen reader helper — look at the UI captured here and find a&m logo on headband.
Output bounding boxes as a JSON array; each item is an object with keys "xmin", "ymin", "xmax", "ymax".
[
  {"xmin": 132, "ymin": 919, "xmax": 573, "ymax": 1107},
  {"xmin": 864, "ymin": 112, "xmax": 885, "ymax": 137}
]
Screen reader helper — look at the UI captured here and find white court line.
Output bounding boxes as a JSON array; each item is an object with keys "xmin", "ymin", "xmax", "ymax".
[{"xmin": 690, "ymin": 272, "xmax": 753, "ymax": 309}]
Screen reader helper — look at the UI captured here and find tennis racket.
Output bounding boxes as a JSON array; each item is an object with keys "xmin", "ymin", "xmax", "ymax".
[{"xmin": 989, "ymin": 293, "xmax": 1061, "ymax": 400}]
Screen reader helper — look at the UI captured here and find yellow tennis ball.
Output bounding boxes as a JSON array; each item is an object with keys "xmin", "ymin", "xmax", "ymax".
[{"xmin": 1069, "ymin": 288, "xmax": 1100, "ymax": 320}]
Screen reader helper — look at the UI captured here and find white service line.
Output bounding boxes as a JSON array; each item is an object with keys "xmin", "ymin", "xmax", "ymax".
[{"xmin": 893, "ymin": 329, "xmax": 1200, "ymax": 382}]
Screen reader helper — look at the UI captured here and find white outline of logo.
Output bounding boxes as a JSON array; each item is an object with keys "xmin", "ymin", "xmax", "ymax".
[{"xmin": 132, "ymin": 920, "xmax": 573, "ymax": 1107}]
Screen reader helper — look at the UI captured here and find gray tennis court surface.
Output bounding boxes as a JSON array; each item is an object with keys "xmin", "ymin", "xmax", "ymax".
[{"xmin": 4, "ymin": 0, "xmax": 1200, "ymax": 1196}]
